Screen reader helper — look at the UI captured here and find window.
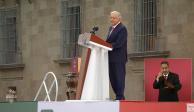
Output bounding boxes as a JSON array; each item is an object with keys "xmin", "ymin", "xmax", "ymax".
[
  {"xmin": 61, "ymin": 0, "xmax": 80, "ymax": 58},
  {"xmin": 134, "ymin": 0, "xmax": 160, "ymax": 52},
  {"xmin": 0, "ymin": 7, "xmax": 21, "ymax": 64}
]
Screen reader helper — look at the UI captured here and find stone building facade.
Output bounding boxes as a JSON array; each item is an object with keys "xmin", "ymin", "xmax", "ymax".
[{"xmin": 0, "ymin": 0, "xmax": 193, "ymax": 101}]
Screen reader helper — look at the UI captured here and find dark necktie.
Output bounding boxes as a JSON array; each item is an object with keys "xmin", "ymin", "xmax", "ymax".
[{"xmin": 164, "ymin": 75, "xmax": 168, "ymax": 80}]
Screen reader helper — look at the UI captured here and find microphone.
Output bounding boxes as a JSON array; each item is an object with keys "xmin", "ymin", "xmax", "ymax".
[{"xmin": 90, "ymin": 26, "xmax": 99, "ymax": 34}]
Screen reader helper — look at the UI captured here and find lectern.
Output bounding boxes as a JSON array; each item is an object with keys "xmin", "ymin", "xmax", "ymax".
[{"xmin": 76, "ymin": 33, "xmax": 112, "ymax": 100}]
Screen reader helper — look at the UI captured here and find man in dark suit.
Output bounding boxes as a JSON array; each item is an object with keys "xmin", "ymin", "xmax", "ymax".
[
  {"xmin": 106, "ymin": 11, "xmax": 128, "ymax": 100},
  {"xmin": 153, "ymin": 61, "xmax": 182, "ymax": 101}
]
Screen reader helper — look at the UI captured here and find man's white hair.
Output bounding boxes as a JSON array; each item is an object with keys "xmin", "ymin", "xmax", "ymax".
[{"xmin": 110, "ymin": 11, "xmax": 122, "ymax": 19}]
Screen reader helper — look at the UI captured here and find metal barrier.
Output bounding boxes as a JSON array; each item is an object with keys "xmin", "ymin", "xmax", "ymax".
[{"xmin": 34, "ymin": 72, "xmax": 58, "ymax": 101}]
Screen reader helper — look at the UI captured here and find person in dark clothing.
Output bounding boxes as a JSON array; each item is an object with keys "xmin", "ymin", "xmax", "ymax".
[
  {"xmin": 106, "ymin": 11, "xmax": 128, "ymax": 100},
  {"xmin": 153, "ymin": 61, "xmax": 182, "ymax": 101}
]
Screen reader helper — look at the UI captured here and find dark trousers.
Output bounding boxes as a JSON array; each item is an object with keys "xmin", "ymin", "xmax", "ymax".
[{"xmin": 109, "ymin": 62, "xmax": 126, "ymax": 100}]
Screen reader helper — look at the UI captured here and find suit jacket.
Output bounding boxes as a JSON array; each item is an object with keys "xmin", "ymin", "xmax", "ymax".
[
  {"xmin": 153, "ymin": 72, "xmax": 182, "ymax": 101},
  {"xmin": 106, "ymin": 23, "xmax": 128, "ymax": 63}
]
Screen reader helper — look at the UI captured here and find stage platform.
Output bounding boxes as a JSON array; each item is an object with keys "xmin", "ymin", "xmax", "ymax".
[{"xmin": 0, "ymin": 100, "xmax": 193, "ymax": 112}]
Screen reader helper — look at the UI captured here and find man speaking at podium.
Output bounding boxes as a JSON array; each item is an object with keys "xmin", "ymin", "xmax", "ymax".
[{"xmin": 106, "ymin": 11, "xmax": 128, "ymax": 100}]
